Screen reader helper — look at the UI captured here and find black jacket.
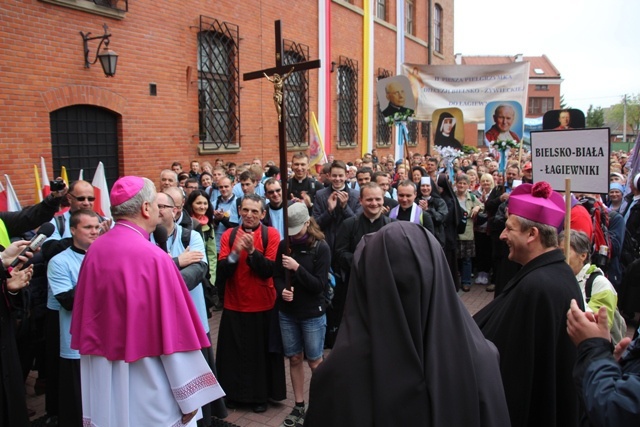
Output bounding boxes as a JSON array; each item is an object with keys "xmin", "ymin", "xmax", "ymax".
[
  {"xmin": 475, "ymin": 249, "xmax": 584, "ymax": 427},
  {"xmin": 274, "ymin": 239, "xmax": 331, "ymax": 319},
  {"xmin": 334, "ymin": 214, "xmax": 393, "ymax": 280},
  {"xmin": 0, "ymin": 194, "xmax": 62, "ymax": 246}
]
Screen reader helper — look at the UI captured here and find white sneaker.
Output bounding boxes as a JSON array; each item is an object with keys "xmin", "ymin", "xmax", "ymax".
[{"xmin": 475, "ymin": 272, "xmax": 488, "ymax": 285}]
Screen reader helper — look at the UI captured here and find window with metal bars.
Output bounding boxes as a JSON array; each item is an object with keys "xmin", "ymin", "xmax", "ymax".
[
  {"xmin": 197, "ymin": 16, "xmax": 240, "ymax": 152},
  {"xmin": 434, "ymin": 4, "xmax": 443, "ymax": 53},
  {"xmin": 407, "ymin": 121, "xmax": 418, "ymax": 146},
  {"xmin": 283, "ymin": 41, "xmax": 310, "ymax": 149},
  {"xmin": 337, "ymin": 56, "xmax": 358, "ymax": 148},
  {"xmin": 50, "ymin": 105, "xmax": 119, "ymax": 189},
  {"xmin": 376, "ymin": 68, "xmax": 391, "ymax": 147},
  {"xmin": 421, "ymin": 121, "xmax": 430, "ymax": 139},
  {"xmin": 91, "ymin": 0, "xmax": 127, "ymax": 11}
]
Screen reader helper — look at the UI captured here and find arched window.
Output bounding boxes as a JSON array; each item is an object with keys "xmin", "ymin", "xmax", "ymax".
[{"xmin": 50, "ymin": 105, "xmax": 119, "ymax": 188}]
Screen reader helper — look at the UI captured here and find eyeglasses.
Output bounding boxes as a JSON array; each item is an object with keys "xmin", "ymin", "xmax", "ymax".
[
  {"xmin": 68, "ymin": 194, "xmax": 96, "ymax": 202},
  {"xmin": 266, "ymin": 189, "xmax": 282, "ymax": 195},
  {"xmin": 157, "ymin": 204, "xmax": 175, "ymax": 210}
]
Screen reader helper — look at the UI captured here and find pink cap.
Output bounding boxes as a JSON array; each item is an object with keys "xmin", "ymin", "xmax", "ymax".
[
  {"xmin": 508, "ymin": 182, "xmax": 565, "ymax": 228},
  {"xmin": 110, "ymin": 176, "xmax": 145, "ymax": 206}
]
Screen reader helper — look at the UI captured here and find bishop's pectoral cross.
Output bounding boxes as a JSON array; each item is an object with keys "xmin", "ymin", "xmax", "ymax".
[{"xmin": 243, "ymin": 20, "xmax": 321, "ymax": 249}]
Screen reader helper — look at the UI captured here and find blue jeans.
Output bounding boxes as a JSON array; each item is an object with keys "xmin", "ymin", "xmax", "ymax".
[
  {"xmin": 460, "ymin": 256, "xmax": 472, "ymax": 286},
  {"xmin": 279, "ymin": 312, "xmax": 326, "ymax": 361}
]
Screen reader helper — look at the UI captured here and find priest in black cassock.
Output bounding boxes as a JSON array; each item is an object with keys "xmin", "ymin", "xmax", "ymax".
[
  {"xmin": 305, "ymin": 221, "xmax": 510, "ymax": 426},
  {"xmin": 474, "ymin": 182, "xmax": 584, "ymax": 427}
]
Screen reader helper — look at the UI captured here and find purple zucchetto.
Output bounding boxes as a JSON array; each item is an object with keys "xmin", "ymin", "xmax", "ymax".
[
  {"xmin": 508, "ymin": 182, "xmax": 565, "ymax": 228},
  {"xmin": 110, "ymin": 176, "xmax": 145, "ymax": 206}
]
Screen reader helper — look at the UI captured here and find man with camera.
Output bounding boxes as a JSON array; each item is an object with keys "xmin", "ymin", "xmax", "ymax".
[{"xmin": 47, "ymin": 180, "xmax": 111, "ymax": 241}]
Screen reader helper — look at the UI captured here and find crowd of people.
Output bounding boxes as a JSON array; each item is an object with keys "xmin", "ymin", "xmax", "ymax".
[{"xmin": 0, "ymin": 146, "xmax": 639, "ymax": 427}]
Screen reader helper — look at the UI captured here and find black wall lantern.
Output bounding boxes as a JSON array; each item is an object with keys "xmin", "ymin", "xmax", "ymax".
[{"xmin": 81, "ymin": 24, "xmax": 118, "ymax": 77}]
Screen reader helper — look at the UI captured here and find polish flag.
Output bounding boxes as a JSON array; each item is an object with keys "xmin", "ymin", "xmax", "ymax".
[
  {"xmin": 92, "ymin": 162, "xmax": 111, "ymax": 218},
  {"xmin": 40, "ymin": 157, "xmax": 51, "ymax": 199}
]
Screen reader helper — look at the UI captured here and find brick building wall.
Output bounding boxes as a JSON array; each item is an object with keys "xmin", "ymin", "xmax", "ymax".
[{"xmin": 1, "ymin": 0, "xmax": 454, "ymax": 204}]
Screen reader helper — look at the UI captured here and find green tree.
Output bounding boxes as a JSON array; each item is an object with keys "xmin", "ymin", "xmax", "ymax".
[
  {"xmin": 559, "ymin": 95, "xmax": 568, "ymax": 109},
  {"xmin": 606, "ymin": 94, "xmax": 640, "ymax": 140},
  {"xmin": 586, "ymin": 105, "xmax": 605, "ymax": 128}
]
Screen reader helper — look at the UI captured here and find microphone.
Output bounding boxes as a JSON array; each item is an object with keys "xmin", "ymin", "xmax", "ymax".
[
  {"xmin": 9, "ymin": 222, "xmax": 55, "ymax": 268},
  {"xmin": 153, "ymin": 225, "xmax": 168, "ymax": 253}
]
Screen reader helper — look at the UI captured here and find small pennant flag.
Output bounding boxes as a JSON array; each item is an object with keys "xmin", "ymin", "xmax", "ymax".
[
  {"xmin": 0, "ymin": 181, "xmax": 6, "ymax": 212},
  {"xmin": 4, "ymin": 175, "xmax": 21, "ymax": 212},
  {"xmin": 61, "ymin": 166, "xmax": 69, "ymax": 187},
  {"xmin": 92, "ymin": 162, "xmax": 111, "ymax": 218},
  {"xmin": 34, "ymin": 164, "xmax": 42, "ymax": 203},
  {"xmin": 309, "ymin": 111, "xmax": 327, "ymax": 168},
  {"xmin": 40, "ymin": 157, "xmax": 51, "ymax": 199}
]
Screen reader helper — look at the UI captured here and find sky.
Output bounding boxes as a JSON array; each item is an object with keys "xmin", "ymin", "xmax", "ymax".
[{"xmin": 454, "ymin": 0, "xmax": 640, "ymax": 114}]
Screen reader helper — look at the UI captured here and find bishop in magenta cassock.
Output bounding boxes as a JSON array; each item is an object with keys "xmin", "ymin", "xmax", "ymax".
[{"xmin": 70, "ymin": 176, "xmax": 224, "ymax": 427}]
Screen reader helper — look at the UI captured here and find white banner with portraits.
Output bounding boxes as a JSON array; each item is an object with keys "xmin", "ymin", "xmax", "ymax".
[{"xmin": 402, "ymin": 62, "xmax": 530, "ymax": 123}]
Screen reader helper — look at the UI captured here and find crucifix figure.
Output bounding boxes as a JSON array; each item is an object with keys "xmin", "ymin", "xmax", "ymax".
[
  {"xmin": 264, "ymin": 68, "xmax": 294, "ymax": 122},
  {"xmin": 244, "ymin": 20, "xmax": 321, "ymax": 256}
]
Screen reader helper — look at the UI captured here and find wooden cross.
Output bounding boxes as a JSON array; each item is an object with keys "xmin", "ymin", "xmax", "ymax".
[{"xmin": 244, "ymin": 20, "xmax": 321, "ymax": 250}]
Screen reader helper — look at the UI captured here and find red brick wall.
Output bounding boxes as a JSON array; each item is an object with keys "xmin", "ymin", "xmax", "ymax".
[{"xmin": 1, "ymin": 0, "xmax": 452, "ymax": 204}]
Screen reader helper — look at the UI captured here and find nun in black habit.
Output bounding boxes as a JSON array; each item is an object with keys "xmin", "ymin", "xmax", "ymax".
[{"xmin": 304, "ymin": 221, "xmax": 510, "ymax": 427}]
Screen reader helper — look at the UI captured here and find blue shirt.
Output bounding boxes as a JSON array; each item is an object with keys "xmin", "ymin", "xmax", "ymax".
[
  {"xmin": 47, "ymin": 247, "xmax": 84, "ymax": 359},
  {"xmin": 267, "ymin": 204, "xmax": 285, "ymax": 241},
  {"xmin": 213, "ymin": 195, "xmax": 240, "ymax": 252},
  {"xmin": 152, "ymin": 224, "xmax": 209, "ymax": 333}
]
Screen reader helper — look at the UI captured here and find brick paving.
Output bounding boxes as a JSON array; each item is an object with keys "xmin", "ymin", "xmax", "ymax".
[{"xmin": 29, "ymin": 281, "xmax": 636, "ymax": 427}]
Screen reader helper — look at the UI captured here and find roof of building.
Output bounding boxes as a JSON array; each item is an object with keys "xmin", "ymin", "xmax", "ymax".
[{"xmin": 459, "ymin": 54, "xmax": 561, "ymax": 78}]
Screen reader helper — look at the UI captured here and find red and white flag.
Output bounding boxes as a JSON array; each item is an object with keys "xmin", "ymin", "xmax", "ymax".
[
  {"xmin": 92, "ymin": 162, "xmax": 111, "ymax": 218},
  {"xmin": 40, "ymin": 157, "xmax": 51, "ymax": 199}
]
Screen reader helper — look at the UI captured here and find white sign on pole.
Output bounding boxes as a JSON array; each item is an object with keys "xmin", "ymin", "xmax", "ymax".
[{"xmin": 530, "ymin": 128, "xmax": 610, "ymax": 194}]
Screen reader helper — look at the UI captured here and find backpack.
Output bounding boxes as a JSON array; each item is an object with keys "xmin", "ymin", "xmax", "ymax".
[
  {"xmin": 456, "ymin": 200, "xmax": 468, "ymax": 234},
  {"xmin": 297, "ymin": 241, "xmax": 335, "ymax": 307},
  {"xmin": 180, "ymin": 225, "xmax": 216, "ymax": 316},
  {"xmin": 584, "ymin": 270, "xmax": 627, "ymax": 345},
  {"xmin": 579, "ymin": 197, "xmax": 613, "ymax": 270},
  {"xmin": 621, "ymin": 228, "xmax": 640, "ymax": 267}
]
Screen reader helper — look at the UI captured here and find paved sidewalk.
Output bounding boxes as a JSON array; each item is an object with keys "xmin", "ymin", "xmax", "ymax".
[{"xmin": 24, "ymin": 283, "xmax": 497, "ymax": 426}]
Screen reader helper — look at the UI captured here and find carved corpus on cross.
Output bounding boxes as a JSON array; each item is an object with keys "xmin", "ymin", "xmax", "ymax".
[{"xmin": 243, "ymin": 20, "xmax": 321, "ymax": 252}]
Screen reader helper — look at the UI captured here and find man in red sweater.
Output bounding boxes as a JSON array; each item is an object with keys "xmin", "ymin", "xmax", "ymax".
[{"xmin": 216, "ymin": 193, "xmax": 286, "ymax": 413}]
